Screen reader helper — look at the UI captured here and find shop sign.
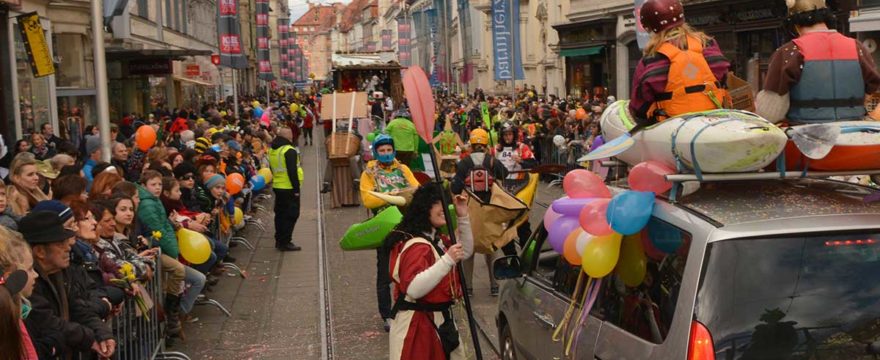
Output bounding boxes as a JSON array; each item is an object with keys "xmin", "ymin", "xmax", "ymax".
[
  {"xmin": 734, "ymin": 8, "xmax": 775, "ymax": 21},
  {"xmin": 185, "ymin": 64, "xmax": 200, "ymax": 76},
  {"xmin": 128, "ymin": 59, "xmax": 172, "ymax": 75},
  {"xmin": 687, "ymin": 14, "xmax": 722, "ymax": 27},
  {"xmin": 2, "ymin": 0, "xmax": 22, "ymax": 9},
  {"xmin": 17, "ymin": 12, "xmax": 55, "ymax": 78}
]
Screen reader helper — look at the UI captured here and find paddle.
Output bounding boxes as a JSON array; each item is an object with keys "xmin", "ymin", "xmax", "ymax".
[
  {"xmin": 404, "ymin": 66, "xmax": 484, "ymax": 359},
  {"xmin": 577, "ymin": 123, "xmax": 648, "ymax": 162}
]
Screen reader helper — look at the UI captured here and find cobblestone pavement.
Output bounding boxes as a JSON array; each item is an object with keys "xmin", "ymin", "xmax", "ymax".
[{"xmin": 179, "ymin": 134, "xmax": 564, "ymax": 360}]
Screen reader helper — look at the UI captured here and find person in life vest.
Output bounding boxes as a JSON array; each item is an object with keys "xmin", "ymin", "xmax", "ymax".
[
  {"xmin": 432, "ymin": 119, "xmax": 465, "ymax": 178},
  {"xmin": 268, "ymin": 127, "xmax": 304, "ymax": 252},
  {"xmin": 451, "ymin": 128, "xmax": 507, "ymax": 203},
  {"xmin": 492, "ymin": 121, "xmax": 537, "ymax": 193},
  {"xmin": 755, "ymin": 0, "xmax": 880, "ymax": 124},
  {"xmin": 386, "ymin": 183, "xmax": 473, "ymax": 360},
  {"xmin": 629, "ymin": 0, "xmax": 731, "ymax": 125},
  {"xmin": 358, "ymin": 134, "xmax": 421, "ymax": 332}
]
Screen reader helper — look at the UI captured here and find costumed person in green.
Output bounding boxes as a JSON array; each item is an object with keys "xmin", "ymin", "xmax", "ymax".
[
  {"xmin": 359, "ymin": 134, "xmax": 420, "ymax": 332},
  {"xmin": 432, "ymin": 118, "xmax": 465, "ymax": 178},
  {"xmin": 385, "ymin": 110, "xmax": 420, "ymax": 167}
]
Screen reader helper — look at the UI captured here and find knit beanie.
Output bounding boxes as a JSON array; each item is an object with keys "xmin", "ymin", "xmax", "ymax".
[
  {"xmin": 204, "ymin": 174, "xmax": 225, "ymax": 189},
  {"xmin": 194, "ymin": 137, "xmax": 212, "ymax": 154},
  {"xmin": 85, "ymin": 135, "xmax": 101, "ymax": 155},
  {"xmin": 173, "ymin": 161, "xmax": 197, "ymax": 179},
  {"xmin": 32, "ymin": 200, "xmax": 74, "ymax": 223}
]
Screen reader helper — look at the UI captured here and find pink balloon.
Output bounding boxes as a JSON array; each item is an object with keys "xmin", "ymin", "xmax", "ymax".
[
  {"xmin": 628, "ymin": 161, "xmax": 675, "ymax": 194},
  {"xmin": 543, "ymin": 206, "xmax": 563, "ymax": 232},
  {"xmin": 563, "ymin": 169, "xmax": 611, "ymax": 199},
  {"xmin": 551, "ymin": 196, "xmax": 596, "ymax": 216},
  {"xmin": 578, "ymin": 198, "xmax": 614, "ymax": 236}
]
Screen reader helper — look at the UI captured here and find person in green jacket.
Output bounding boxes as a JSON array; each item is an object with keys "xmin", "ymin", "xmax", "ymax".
[
  {"xmin": 384, "ymin": 110, "xmax": 420, "ymax": 167},
  {"xmin": 136, "ymin": 170, "xmax": 206, "ymax": 324}
]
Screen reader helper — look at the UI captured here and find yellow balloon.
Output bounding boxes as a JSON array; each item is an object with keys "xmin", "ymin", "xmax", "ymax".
[
  {"xmin": 290, "ymin": 103, "xmax": 300, "ymax": 113},
  {"xmin": 616, "ymin": 233, "xmax": 647, "ymax": 287},
  {"xmin": 234, "ymin": 207, "xmax": 244, "ymax": 226},
  {"xmin": 258, "ymin": 168, "xmax": 273, "ymax": 183},
  {"xmin": 177, "ymin": 228, "xmax": 211, "ymax": 264},
  {"xmin": 581, "ymin": 232, "xmax": 623, "ymax": 278}
]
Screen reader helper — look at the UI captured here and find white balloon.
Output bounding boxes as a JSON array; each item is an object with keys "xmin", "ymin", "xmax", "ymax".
[
  {"xmin": 553, "ymin": 135, "xmax": 565, "ymax": 146},
  {"xmin": 575, "ymin": 232, "xmax": 592, "ymax": 256}
]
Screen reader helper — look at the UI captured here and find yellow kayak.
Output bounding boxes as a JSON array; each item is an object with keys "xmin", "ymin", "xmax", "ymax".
[{"xmin": 513, "ymin": 173, "xmax": 539, "ymax": 208}]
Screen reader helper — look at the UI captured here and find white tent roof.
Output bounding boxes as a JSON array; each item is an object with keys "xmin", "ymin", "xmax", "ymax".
[{"xmin": 331, "ymin": 52, "xmax": 399, "ymax": 68}]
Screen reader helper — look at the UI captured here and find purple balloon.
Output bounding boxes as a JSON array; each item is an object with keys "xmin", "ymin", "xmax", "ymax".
[
  {"xmin": 543, "ymin": 206, "xmax": 563, "ymax": 232},
  {"xmin": 552, "ymin": 196, "xmax": 596, "ymax": 216},
  {"xmin": 548, "ymin": 216, "xmax": 580, "ymax": 254}
]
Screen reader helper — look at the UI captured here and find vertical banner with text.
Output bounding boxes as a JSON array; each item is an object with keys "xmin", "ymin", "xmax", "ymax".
[
  {"xmin": 17, "ymin": 13, "xmax": 55, "ymax": 77},
  {"xmin": 492, "ymin": 0, "xmax": 524, "ymax": 80},
  {"xmin": 288, "ymin": 30, "xmax": 297, "ymax": 82},
  {"xmin": 217, "ymin": 0, "xmax": 247, "ymax": 68},
  {"xmin": 397, "ymin": 17, "xmax": 411, "ymax": 67},
  {"xmin": 255, "ymin": 0, "xmax": 274, "ymax": 80},
  {"xmin": 279, "ymin": 19, "xmax": 290, "ymax": 81}
]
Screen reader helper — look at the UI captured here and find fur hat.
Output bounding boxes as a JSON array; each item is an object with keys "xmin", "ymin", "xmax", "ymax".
[{"xmin": 786, "ymin": 0, "xmax": 826, "ymax": 15}]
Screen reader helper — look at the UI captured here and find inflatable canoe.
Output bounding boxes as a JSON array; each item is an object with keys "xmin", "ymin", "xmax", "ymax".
[
  {"xmin": 784, "ymin": 121, "xmax": 880, "ymax": 171},
  {"xmin": 600, "ymin": 100, "xmax": 787, "ymax": 173}
]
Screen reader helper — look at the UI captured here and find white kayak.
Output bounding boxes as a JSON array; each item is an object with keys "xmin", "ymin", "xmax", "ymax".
[{"xmin": 600, "ymin": 100, "xmax": 788, "ymax": 173}]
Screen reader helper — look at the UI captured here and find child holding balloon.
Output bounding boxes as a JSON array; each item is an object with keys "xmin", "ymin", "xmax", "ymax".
[{"xmin": 161, "ymin": 176, "xmax": 228, "ymax": 275}]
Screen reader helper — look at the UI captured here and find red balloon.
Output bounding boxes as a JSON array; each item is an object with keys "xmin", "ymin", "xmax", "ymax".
[
  {"xmin": 135, "ymin": 125, "xmax": 157, "ymax": 151},
  {"xmin": 226, "ymin": 173, "xmax": 245, "ymax": 195},
  {"xmin": 563, "ymin": 169, "xmax": 611, "ymax": 199},
  {"xmin": 628, "ymin": 161, "xmax": 675, "ymax": 193},
  {"xmin": 579, "ymin": 198, "xmax": 614, "ymax": 236}
]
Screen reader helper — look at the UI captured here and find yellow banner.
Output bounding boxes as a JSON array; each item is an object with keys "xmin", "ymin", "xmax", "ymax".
[{"xmin": 17, "ymin": 12, "xmax": 55, "ymax": 78}]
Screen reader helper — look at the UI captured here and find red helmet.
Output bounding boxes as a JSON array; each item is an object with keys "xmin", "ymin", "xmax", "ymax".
[{"xmin": 639, "ymin": 0, "xmax": 685, "ymax": 33}]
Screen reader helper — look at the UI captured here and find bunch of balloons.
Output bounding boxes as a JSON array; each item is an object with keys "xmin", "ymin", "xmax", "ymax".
[{"xmin": 544, "ymin": 166, "xmax": 678, "ymax": 281}]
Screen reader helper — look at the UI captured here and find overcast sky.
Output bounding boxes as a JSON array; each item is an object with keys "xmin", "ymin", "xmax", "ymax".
[{"xmin": 288, "ymin": 0, "xmax": 351, "ymax": 22}]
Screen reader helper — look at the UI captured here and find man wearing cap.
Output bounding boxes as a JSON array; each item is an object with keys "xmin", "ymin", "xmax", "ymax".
[
  {"xmin": 756, "ymin": 0, "xmax": 880, "ymax": 124},
  {"xmin": 269, "ymin": 127, "xmax": 303, "ymax": 251},
  {"xmin": 22, "ymin": 211, "xmax": 116, "ymax": 359},
  {"xmin": 81, "ymin": 135, "xmax": 102, "ymax": 190}
]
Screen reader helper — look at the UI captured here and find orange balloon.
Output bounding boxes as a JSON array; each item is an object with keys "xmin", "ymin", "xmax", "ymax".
[
  {"xmin": 226, "ymin": 173, "xmax": 245, "ymax": 195},
  {"xmin": 135, "ymin": 125, "xmax": 157, "ymax": 151},
  {"xmin": 576, "ymin": 108, "xmax": 588, "ymax": 120},
  {"xmin": 563, "ymin": 228, "xmax": 584, "ymax": 265}
]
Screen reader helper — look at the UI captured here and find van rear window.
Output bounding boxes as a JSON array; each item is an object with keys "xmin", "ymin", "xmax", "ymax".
[{"xmin": 696, "ymin": 232, "xmax": 880, "ymax": 359}]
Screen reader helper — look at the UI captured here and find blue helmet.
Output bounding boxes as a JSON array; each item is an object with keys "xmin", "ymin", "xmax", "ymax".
[{"xmin": 372, "ymin": 134, "xmax": 396, "ymax": 164}]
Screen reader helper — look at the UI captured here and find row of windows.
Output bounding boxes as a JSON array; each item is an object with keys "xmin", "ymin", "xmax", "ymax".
[{"xmin": 136, "ymin": 0, "xmax": 187, "ymax": 34}]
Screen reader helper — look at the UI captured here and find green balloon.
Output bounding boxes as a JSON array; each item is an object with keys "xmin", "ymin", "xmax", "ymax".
[
  {"xmin": 366, "ymin": 132, "xmax": 378, "ymax": 143},
  {"xmin": 339, "ymin": 206, "xmax": 402, "ymax": 251}
]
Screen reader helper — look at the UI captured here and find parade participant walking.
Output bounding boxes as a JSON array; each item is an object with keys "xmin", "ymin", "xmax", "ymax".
[
  {"xmin": 629, "ymin": 0, "xmax": 730, "ymax": 125},
  {"xmin": 756, "ymin": 0, "xmax": 880, "ymax": 124},
  {"xmin": 493, "ymin": 121, "xmax": 536, "ymax": 193},
  {"xmin": 387, "ymin": 183, "xmax": 473, "ymax": 360},
  {"xmin": 269, "ymin": 127, "xmax": 303, "ymax": 251},
  {"xmin": 359, "ymin": 134, "xmax": 420, "ymax": 331},
  {"xmin": 385, "ymin": 111, "xmax": 420, "ymax": 167}
]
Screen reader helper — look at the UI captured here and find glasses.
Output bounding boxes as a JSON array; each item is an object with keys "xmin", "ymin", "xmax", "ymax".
[{"xmin": 180, "ymin": 174, "xmax": 195, "ymax": 180}]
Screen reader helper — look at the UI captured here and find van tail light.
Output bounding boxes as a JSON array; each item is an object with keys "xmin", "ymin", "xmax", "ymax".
[{"xmin": 688, "ymin": 320, "xmax": 715, "ymax": 360}]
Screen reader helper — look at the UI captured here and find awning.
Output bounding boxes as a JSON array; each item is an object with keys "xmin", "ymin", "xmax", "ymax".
[
  {"xmin": 850, "ymin": 11, "xmax": 880, "ymax": 32},
  {"xmin": 560, "ymin": 46, "xmax": 603, "ymax": 57},
  {"xmin": 173, "ymin": 76, "xmax": 215, "ymax": 87},
  {"xmin": 106, "ymin": 48, "xmax": 213, "ymax": 60}
]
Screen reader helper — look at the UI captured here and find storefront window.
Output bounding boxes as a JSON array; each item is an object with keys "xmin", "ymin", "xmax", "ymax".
[
  {"xmin": 14, "ymin": 20, "xmax": 53, "ymax": 136},
  {"xmin": 53, "ymin": 33, "xmax": 94, "ymax": 89}
]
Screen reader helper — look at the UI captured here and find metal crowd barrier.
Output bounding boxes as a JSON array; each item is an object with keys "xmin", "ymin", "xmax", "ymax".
[{"xmin": 108, "ymin": 254, "xmax": 191, "ymax": 360}]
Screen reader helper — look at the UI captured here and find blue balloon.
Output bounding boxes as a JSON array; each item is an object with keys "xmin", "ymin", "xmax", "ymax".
[
  {"xmin": 606, "ymin": 191, "xmax": 655, "ymax": 235},
  {"xmin": 647, "ymin": 219, "xmax": 683, "ymax": 253},
  {"xmin": 249, "ymin": 175, "xmax": 266, "ymax": 192},
  {"xmin": 254, "ymin": 107, "xmax": 264, "ymax": 119}
]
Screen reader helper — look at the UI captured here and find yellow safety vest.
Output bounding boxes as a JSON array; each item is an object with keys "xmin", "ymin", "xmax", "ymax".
[{"xmin": 268, "ymin": 144, "xmax": 304, "ymax": 189}]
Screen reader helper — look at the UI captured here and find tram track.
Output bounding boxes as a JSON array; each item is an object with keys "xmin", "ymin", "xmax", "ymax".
[{"xmin": 317, "ymin": 144, "xmax": 335, "ymax": 360}]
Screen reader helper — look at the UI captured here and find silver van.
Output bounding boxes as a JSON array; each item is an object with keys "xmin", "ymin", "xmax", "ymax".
[{"xmin": 494, "ymin": 179, "xmax": 880, "ymax": 360}]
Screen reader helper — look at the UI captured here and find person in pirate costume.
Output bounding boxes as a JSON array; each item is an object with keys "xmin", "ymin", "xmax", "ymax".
[
  {"xmin": 359, "ymin": 134, "xmax": 420, "ymax": 332},
  {"xmin": 386, "ymin": 183, "xmax": 473, "ymax": 360}
]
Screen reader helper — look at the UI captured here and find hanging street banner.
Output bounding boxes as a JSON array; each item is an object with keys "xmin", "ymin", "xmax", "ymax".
[
  {"xmin": 458, "ymin": 0, "xmax": 474, "ymax": 83},
  {"xmin": 633, "ymin": 0, "xmax": 650, "ymax": 49},
  {"xmin": 279, "ymin": 19, "xmax": 290, "ymax": 81},
  {"xmin": 17, "ymin": 13, "xmax": 55, "ymax": 78},
  {"xmin": 255, "ymin": 0, "xmax": 274, "ymax": 80},
  {"xmin": 217, "ymin": 0, "xmax": 247, "ymax": 68},
  {"xmin": 382, "ymin": 30, "xmax": 392, "ymax": 51},
  {"xmin": 426, "ymin": 8, "xmax": 440, "ymax": 86},
  {"xmin": 492, "ymin": 0, "xmax": 524, "ymax": 81},
  {"xmin": 397, "ymin": 17, "xmax": 411, "ymax": 67}
]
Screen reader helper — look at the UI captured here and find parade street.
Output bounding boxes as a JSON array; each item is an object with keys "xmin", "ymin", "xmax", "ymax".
[{"xmin": 176, "ymin": 134, "xmax": 564, "ymax": 360}]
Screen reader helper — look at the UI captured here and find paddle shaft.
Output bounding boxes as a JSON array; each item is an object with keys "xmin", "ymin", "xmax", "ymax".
[{"xmin": 428, "ymin": 149, "xmax": 484, "ymax": 360}]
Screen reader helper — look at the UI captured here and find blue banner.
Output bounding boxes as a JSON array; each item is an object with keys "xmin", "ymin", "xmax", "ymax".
[
  {"xmin": 492, "ymin": 0, "xmax": 524, "ymax": 81},
  {"xmin": 634, "ymin": 0, "xmax": 650, "ymax": 50}
]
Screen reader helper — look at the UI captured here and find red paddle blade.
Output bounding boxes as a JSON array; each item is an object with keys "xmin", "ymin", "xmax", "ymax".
[{"xmin": 402, "ymin": 66, "xmax": 435, "ymax": 143}]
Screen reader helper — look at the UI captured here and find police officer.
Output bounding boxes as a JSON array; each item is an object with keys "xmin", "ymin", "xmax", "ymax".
[{"xmin": 269, "ymin": 127, "xmax": 304, "ymax": 251}]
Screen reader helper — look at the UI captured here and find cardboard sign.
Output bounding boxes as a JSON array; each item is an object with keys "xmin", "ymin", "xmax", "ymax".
[{"xmin": 319, "ymin": 92, "xmax": 369, "ymax": 120}]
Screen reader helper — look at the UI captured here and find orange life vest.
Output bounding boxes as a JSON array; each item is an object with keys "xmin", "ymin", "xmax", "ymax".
[{"xmin": 647, "ymin": 35, "xmax": 728, "ymax": 122}]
